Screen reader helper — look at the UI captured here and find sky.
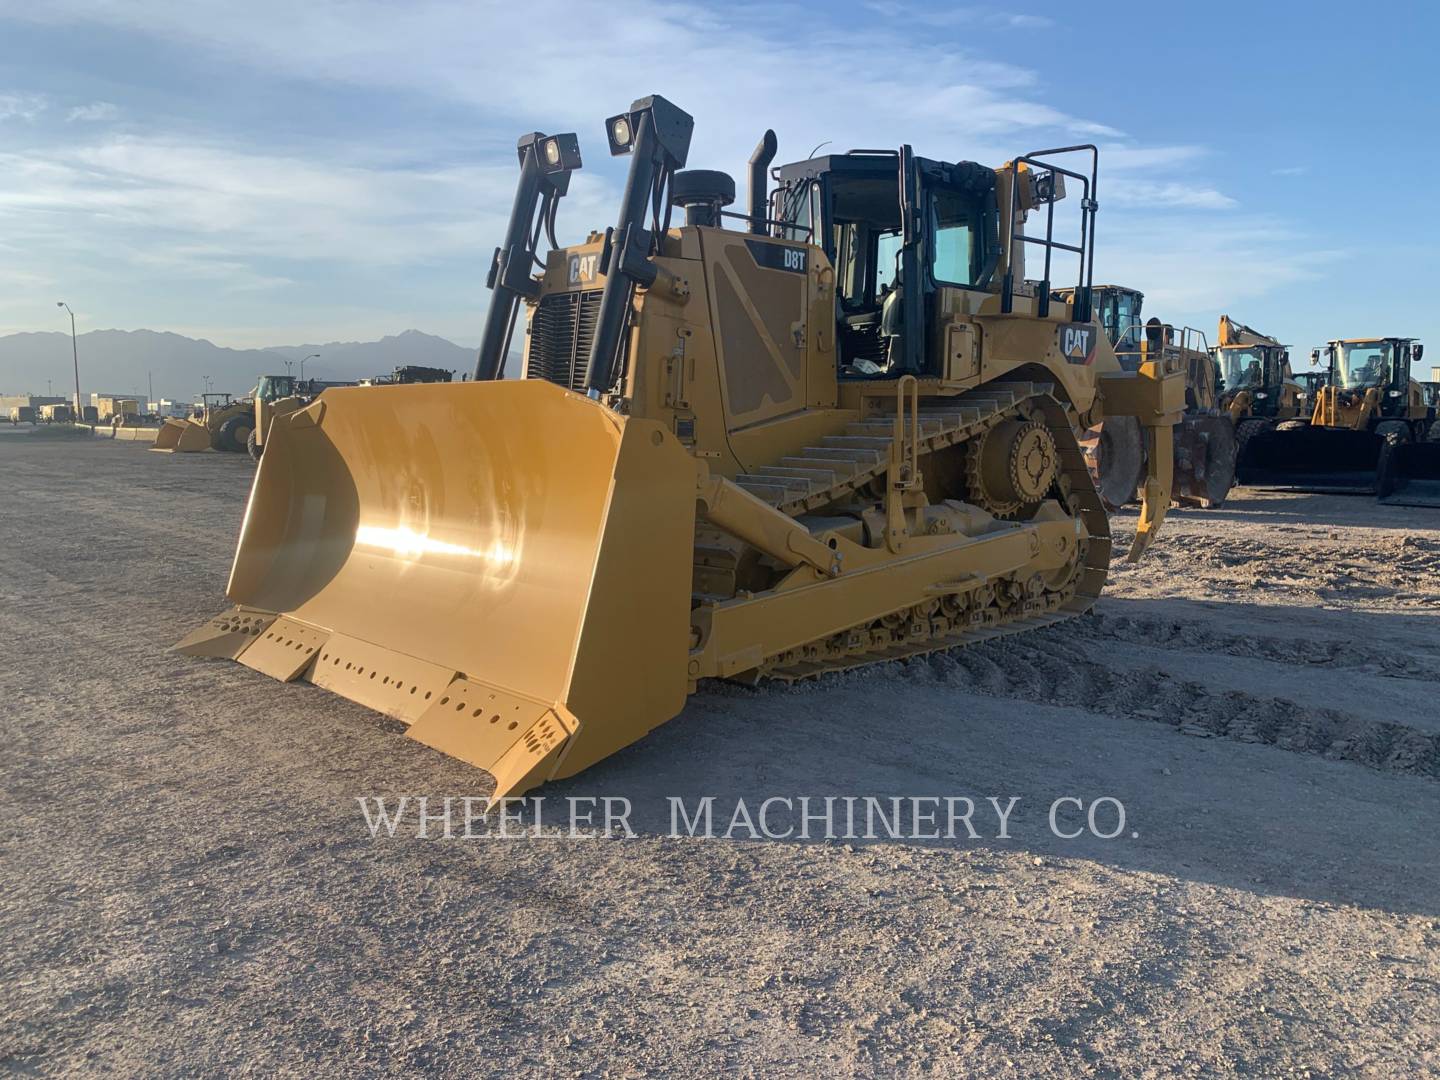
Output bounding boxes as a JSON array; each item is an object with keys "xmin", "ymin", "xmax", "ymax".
[{"xmin": 1, "ymin": 0, "xmax": 1436, "ymax": 365}]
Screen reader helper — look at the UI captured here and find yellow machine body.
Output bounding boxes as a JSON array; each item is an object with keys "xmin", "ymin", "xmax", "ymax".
[
  {"xmin": 151, "ymin": 397, "xmax": 253, "ymax": 454},
  {"xmin": 1068, "ymin": 287, "xmax": 1238, "ymax": 509},
  {"xmin": 1238, "ymin": 336, "xmax": 1434, "ymax": 497},
  {"xmin": 177, "ymin": 100, "xmax": 1183, "ymax": 798}
]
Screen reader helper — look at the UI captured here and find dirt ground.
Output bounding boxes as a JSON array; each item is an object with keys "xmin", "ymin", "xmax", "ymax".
[{"xmin": 3, "ymin": 433, "xmax": 1438, "ymax": 1078}]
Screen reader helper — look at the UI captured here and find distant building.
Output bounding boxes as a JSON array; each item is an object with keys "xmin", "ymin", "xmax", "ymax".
[
  {"xmin": 1, "ymin": 394, "xmax": 67, "ymax": 414},
  {"xmin": 90, "ymin": 393, "xmax": 143, "ymax": 419}
]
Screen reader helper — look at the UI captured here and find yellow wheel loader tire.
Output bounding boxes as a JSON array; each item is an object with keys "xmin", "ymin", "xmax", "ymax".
[{"xmin": 247, "ymin": 428, "xmax": 262, "ymax": 461}]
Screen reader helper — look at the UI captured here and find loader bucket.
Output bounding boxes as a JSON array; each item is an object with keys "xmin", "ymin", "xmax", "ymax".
[
  {"xmin": 151, "ymin": 418, "xmax": 213, "ymax": 453},
  {"xmin": 1235, "ymin": 426, "xmax": 1382, "ymax": 493},
  {"xmin": 1173, "ymin": 415, "xmax": 1237, "ymax": 508},
  {"xmin": 1379, "ymin": 441, "xmax": 1440, "ymax": 507},
  {"xmin": 112, "ymin": 425, "xmax": 160, "ymax": 442},
  {"xmin": 176, "ymin": 380, "xmax": 698, "ymax": 797}
]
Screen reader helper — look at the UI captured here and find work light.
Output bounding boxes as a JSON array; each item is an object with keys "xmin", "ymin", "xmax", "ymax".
[
  {"xmin": 537, "ymin": 133, "xmax": 581, "ymax": 175},
  {"xmin": 606, "ymin": 114, "xmax": 633, "ymax": 155}
]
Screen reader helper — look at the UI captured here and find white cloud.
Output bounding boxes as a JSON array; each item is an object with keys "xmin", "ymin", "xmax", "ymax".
[
  {"xmin": 0, "ymin": 1, "xmax": 1327, "ymax": 342},
  {"xmin": 0, "ymin": 92, "xmax": 48, "ymax": 122},
  {"xmin": 10, "ymin": 1, "xmax": 1110, "ymax": 163},
  {"xmin": 861, "ymin": 3, "xmax": 1054, "ymax": 30},
  {"xmin": 1106, "ymin": 180, "xmax": 1237, "ymax": 210},
  {"xmin": 0, "ymin": 131, "xmax": 623, "ymax": 312},
  {"xmin": 1097, "ymin": 213, "xmax": 1342, "ymax": 326},
  {"xmin": 66, "ymin": 101, "xmax": 118, "ymax": 122}
]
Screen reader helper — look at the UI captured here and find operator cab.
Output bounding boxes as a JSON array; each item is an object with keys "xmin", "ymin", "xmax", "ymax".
[
  {"xmin": 1322, "ymin": 338, "xmax": 1421, "ymax": 396},
  {"xmin": 773, "ymin": 150, "xmax": 1000, "ymax": 380},
  {"xmin": 1215, "ymin": 343, "xmax": 1289, "ymax": 394},
  {"xmin": 1091, "ymin": 286, "xmax": 1144, "ymax": 348},
  {"xmin": 256, "ymin": 374, "xmax": 296, "ymax": 402}
]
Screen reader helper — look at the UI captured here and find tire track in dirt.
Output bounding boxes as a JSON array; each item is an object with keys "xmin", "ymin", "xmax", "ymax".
[
  {"xmin": 1073, "ymin": 611, "xmax": 1440, "ymax": 683},
  {"xmin": 793, "ymin": 631, "xmax": 1440, "ymax": 781}
]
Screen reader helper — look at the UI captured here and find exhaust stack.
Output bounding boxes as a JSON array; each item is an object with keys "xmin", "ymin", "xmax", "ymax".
[{"xmin": 748, "ymin": 129, "xmax": 777, "ymax": 235}]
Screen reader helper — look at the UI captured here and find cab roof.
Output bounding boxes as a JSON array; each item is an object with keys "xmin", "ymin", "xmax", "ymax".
[{"xmin": 775, "ymin": 150, "xmax": 995, "ymax": 193}]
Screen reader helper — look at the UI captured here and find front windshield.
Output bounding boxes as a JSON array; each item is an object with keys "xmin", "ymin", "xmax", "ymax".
[
  {"xmin": 1218, "ymin": 347, "xmax": 1266, "ymax": 390},
  {"xmin": 1336, "ymin": 341, "xmax": 1391, "ymax": 389},
  {"xmin": 257, "ymin": 375, "xmax": 295, "ymax": 402},
  {"xmin": 1098, "ymin": 290, "xmax": 1142, "ymax": 346}
]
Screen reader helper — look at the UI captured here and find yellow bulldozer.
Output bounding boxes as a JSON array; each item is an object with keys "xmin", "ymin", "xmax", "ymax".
[
  {"xmin": 1236, "ymin": 336, "xmax": 1437, "ymax": 503},
  {"xmin": 175, "ymin": 94, "xmax": 1184, "ymax": 799},
  {"xmin": 152, "ymin": 393, "xmax": 254, "ymax": 453},
  {"xmin": 1066, "ymin": 286, "xmax": 1237, "ymax": 508}
]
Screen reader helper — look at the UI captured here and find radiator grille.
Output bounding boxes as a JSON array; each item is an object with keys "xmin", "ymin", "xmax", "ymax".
[{"xmin": 526, "ymin": 290, "xmax": 602, "ymax": 391}]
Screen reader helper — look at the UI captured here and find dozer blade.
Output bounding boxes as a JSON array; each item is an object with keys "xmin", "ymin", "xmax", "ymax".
[
  {"xmin": 176, "ymin": 380, "xmax": 697, "ymax": 798},
  {"xmin": 150, "ymin": 418, "xmax": 213, "ymax": 453},
  {"xmin": 1078, "ymin": 414, "xmax": 1145, "ymax": 510},
  {"xmin": 1235, "ymin": 426, "xmax": 1382, "ymax": 493},
  {"xmin": 1173, "ymin": 415, "xmax": 1237, "ymax": 508},
  {"xmin": 1379, "ymin": 441, "xmax": 1440, "ymax": 507}
]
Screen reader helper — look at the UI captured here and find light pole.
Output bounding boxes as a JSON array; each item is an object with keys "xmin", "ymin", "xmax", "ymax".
[
  {"xmin": 300, "ymin": 353, "xmax": 319, "ymax": 381},
  {"xmin": 56, "ymin": 301, "xmax": 81, "ymax": 421}
]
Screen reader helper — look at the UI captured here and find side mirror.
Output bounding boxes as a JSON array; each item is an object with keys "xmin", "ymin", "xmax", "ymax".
[
  {"xmin": 1414, "ymin": 343, "xmax": 1424, "ymax": 362},
  {"xmin": 1310, "ymin": 347, "xmax": 1320, "ymax": 366}
]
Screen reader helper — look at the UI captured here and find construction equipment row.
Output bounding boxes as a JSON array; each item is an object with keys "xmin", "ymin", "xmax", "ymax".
[{"xmin": 1073, "ymin": 288, "xmax": 1435, "ymax": 509}]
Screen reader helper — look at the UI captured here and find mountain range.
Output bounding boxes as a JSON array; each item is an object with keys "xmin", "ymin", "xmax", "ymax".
[{"xmin": 0, "ymin": 328, "xmax": 478, "ymax": 402}]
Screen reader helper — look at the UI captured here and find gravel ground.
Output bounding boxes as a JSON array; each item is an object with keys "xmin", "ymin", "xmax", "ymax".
[{"xmin": 3, "ymin": 434, "xmax": 1438, "ymax": 1078}]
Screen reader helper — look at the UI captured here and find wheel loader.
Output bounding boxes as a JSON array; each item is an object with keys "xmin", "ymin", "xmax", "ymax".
[
  {"xmin": 1063, "ymin": 286, "xmax": 1237, "ymax": 508},
  {"xmin": 1378, "ymin": 355, "xmax": 1440, "ymax": 507},
  {"xmin": 1214, "ymin": 314, "xmax": 1304, "ymax": 482},
  {"xmin": 248, "ymin": 369, "xmax": 449, "ymax": 460},
  {"xmin": 248, "ymin": 375, "xmax": 341, "ymax": 461},
  {"xmin": 1292, "ymin": 369, "xmax": 1328, "ymax": 416},
  {"xmin": 174, "ymin": 94, "xmax": 1184, "ymax": 799},
  {"xmin": 1237, "ymin": 336, "xmax": 1435, "ymax": 501},
  {"xmin": 151, "ymin": 392, "xmax": 253, "ymax": 453}
]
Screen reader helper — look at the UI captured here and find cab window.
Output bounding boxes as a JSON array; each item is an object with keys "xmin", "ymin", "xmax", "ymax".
[
  {"xmin": 875, "ymin": 231, "xmax": 902, "ymax": 293},
  {"xmin": 928, "ymin": 189, "xmax": 994, "ymax": 288}
]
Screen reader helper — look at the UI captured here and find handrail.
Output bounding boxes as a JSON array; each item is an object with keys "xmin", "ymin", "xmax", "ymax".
[{"xmin": 1002, "ymin": 145, "xmax": 1098, "ymax": 322}]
